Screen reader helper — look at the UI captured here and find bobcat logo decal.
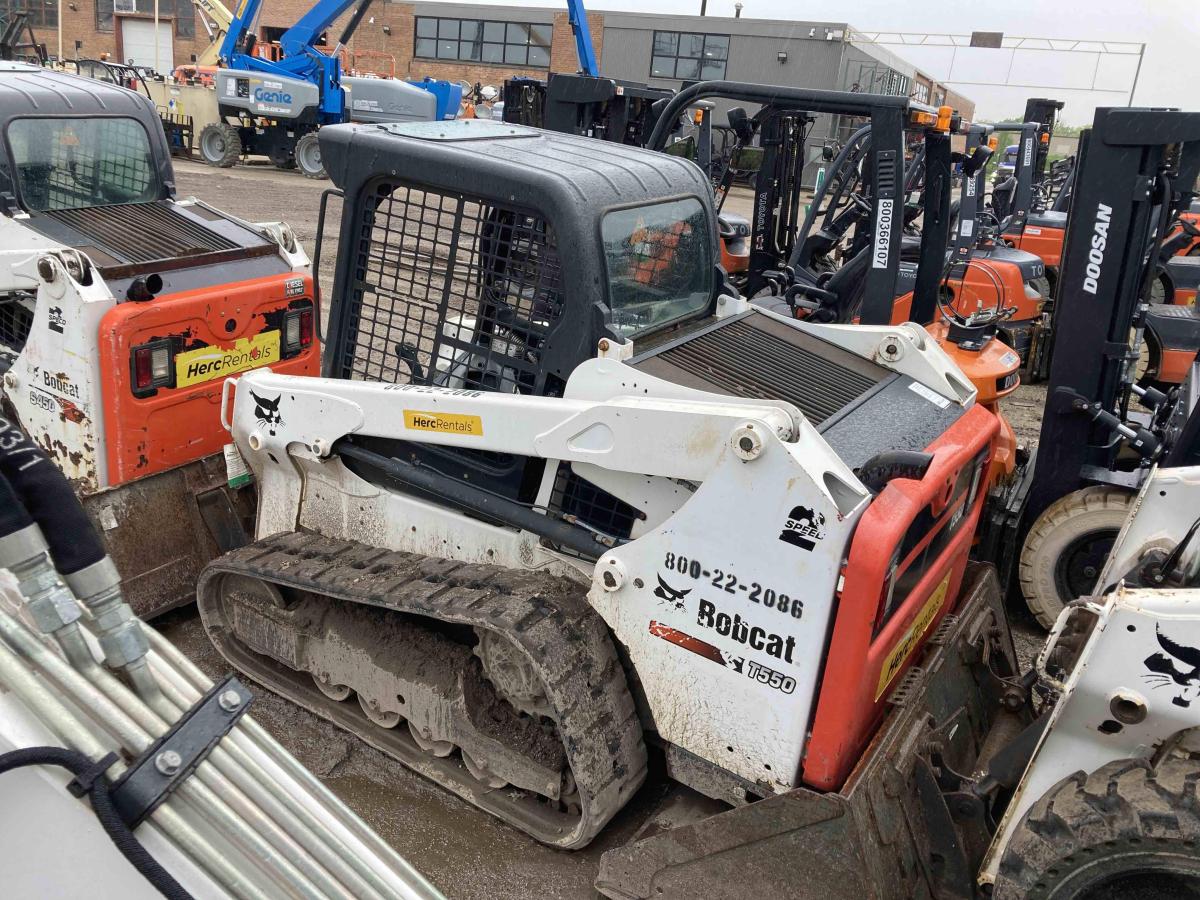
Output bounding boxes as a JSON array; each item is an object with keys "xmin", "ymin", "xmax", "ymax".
[
  {"xmin": 1143, "ymin": 626, "xmax": 1200, "ymax": 708},
  {"xmin": 250, "ymin": 390, "xmax": 283, "ymax": 437},
  {"xmin": 653, "ymin": 574, "xmax": 691, "ymax": 611}
]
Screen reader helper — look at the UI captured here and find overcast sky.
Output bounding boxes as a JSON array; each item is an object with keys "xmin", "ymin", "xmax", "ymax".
[{"xmin": 468, "ymin": 0, "xmax": 1194, "ymax": 125}]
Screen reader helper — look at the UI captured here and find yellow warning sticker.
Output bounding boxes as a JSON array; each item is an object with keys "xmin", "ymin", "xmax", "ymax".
[
  {"xmin": 874, "ymin": 570, "xmax": 953, "ymax": 701},
  {"xmin": 404, "ymin": 410, "xmax": 484, "ymax": 437},
  {"xmin": 175, "ymin": 331, "xmax": 280, "ymax": 388}
]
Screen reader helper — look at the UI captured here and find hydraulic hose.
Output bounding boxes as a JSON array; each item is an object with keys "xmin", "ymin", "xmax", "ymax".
[
  {"xmin": 0, "ymin": 470, "xmax": 32, "ymax": 537},
  {"xmin": 0, "ymin": 746, "xmax": 192, "ymax": 900},
  {"xmin": 0, "ymin": 414, "xmax": 157, "ymax": 699},
  {"xmin": 0, "ymin": 413, "xmax": 105, "ymax": 575},
  {"xmin": 789, "ymin": 124, "xmax": 872, "ymax": 270}
]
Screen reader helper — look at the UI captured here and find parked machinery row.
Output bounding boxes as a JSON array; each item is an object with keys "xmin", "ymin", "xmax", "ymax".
[{"xmin": 6, "ymin": 55, "xmax": 1200, "ymax": 898}]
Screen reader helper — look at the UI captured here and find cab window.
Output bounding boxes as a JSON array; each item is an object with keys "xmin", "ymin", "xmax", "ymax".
[
  {"xmin": 601, "ymin": 197, "xmax": 713, "ymax": 339},
  {"xmin": 8, "ymin": 116, "xmax": 159, "ymax": 212}
]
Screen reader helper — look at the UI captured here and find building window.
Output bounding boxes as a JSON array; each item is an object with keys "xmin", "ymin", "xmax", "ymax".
[
  {"xmin": 650, "ymin": 31, "xmax": 728, "ymax": 81},
  {"xmin": 95, "ymin": 0, "xmax": 195, "ymax": 38},
  {"xmin": 414, "ymin": 17, "xmax": 552, "ymax": 68},
  {"xmin": 0, "ymin": 0, "xmax": 56, "ymax": 28},
  {"xmin": 912, "ymin": 82, "xmax": 930, "ymax": 104}
]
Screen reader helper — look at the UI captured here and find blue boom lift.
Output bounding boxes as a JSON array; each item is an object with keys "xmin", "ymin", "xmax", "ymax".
[{"xmin": 199, "ymin": 0, "xmax": 451, "ymax": 178}]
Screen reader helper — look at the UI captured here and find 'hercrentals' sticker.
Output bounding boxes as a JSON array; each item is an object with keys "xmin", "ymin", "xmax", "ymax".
[
  {"xmin": 404, "ymin": 410, "xmax": 483, "ymax": 436},
  {"xmin": 874, "ymin": 570, "xmax": 952, "ymax": 700},
  {"xmin": 175, "ymin": 331, "xmax": 280, "ymax": 387}
]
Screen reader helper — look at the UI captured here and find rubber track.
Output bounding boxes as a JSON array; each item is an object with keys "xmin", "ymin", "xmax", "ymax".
[{"xmin": 197, "ymin": 531, "xmax": 648, "ymax": 849}]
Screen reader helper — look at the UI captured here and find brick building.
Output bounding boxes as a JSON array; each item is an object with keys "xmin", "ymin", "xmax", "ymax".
[
  {"xmin": 9, "ymin": 0, "xmax": 969, "ymax": 121},
  {"xmin": 13, "ymin": 0, "xmax": 600, "ymax": 87}
]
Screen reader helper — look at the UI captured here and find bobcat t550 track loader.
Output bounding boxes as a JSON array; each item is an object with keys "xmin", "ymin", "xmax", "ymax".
[{"xmin": 198, "ymin": 115, "xmax": 1020, "ymax": 887}]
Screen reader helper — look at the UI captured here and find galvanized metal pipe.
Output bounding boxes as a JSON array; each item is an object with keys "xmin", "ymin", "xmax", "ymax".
[
  {"xmin": 0, "ymin": 609, "xmax": 329, "ymax": 900},
  {"xmin": 147, "ymin": 667, "xmax": 393, "ymax": 900},
  {"xmin": 0, "ymin": 625, "xmax": 269, "ymax": 900},
  {"xmin": 143, "ymin": 625, "xmax": 444, "ymax": 898},
  {"xmin": 44, "ymin": 609, "xmax": 394, "ymax": 900}
]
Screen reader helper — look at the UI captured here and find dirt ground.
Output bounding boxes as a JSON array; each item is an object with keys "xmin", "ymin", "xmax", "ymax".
[{"xmin": 163, "ymin": 159, "xmax": 1047, "ymax": 898}]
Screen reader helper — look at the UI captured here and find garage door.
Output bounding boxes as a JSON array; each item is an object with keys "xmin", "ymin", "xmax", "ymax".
[{"xmin": 121, "ymin": 18, "xmax": 173, "ymax": 74}]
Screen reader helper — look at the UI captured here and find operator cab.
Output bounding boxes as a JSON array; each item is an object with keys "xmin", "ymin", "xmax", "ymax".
[
  {"xmin": 0, "ymin": 63, "xmax": 293, "ymax": 301},
  {"xmin": 320, "ymin": 119, "xmax": 973, "ymax": 546}
]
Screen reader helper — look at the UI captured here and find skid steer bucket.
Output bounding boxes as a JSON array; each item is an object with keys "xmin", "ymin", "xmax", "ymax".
[{"xmin": 597, "ymin": 564, "xmax": 1020, "ymax": 900}]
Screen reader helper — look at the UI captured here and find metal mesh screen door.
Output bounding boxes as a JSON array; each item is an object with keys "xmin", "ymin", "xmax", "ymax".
[{"xmin": 336, "ymin": 179, "xmax": 565, "ymax": 397}]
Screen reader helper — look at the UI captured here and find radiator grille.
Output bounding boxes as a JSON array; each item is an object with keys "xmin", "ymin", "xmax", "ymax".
[
  {"xmin": 335, "ymin": 180, "xmax": 564, "ymax": 397},
  {"xmin": 634, "ymin": 317, "xmax": 885, "ymax": 426},
  {"xmin": 44, "ymin": 202, "xmax": 239, "ymax": 264}
]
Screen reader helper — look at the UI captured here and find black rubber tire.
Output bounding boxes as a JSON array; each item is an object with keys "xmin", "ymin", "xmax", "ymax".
[
  {"xmin": 294, "ymin": 132, "xmax": 326, "ymax": 180},
  {"xmin": 198, "ymin": 122, "xmax": 241, "ymax": 168},
  {"xmin": 994, "ymin": 757, "xmax": 1200, "ymax": 900},
  {"xmin": 1019, "ymin": 486, "xmax": 1133, "ymax": 629},
  {"xmin": 1150, "ymin": 272, "xmax": 1172, "ymax": 305},
  {"xmin": 1030, "ymin": 273, "xmax": 1053, "ymax": 301}
]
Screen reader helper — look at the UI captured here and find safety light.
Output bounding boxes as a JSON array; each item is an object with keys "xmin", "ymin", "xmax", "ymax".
[
  {"xmin": 131, "ymin": 339, "xmax": 174, "ymax": 396},
  {"xmin": 988, "ymin": 135, "xmax": 999, "ymax": 151},
  {"xmin": 282, "ymin": 304, "xmax": 315, "ymax": 358},
  {"xmin": 936, "ymin": 105, "xmax": 953, "ymax": 132},
  {"xmin": 909, "ymin": 110, "xmax": 937, "ymax": 127},
  {"xmin": 1040, "ymin": 132, "xmax": 1050, "ymax": 144}
]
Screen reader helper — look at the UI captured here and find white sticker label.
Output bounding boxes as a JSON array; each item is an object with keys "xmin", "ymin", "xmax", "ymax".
[
  {"xmin": 872, "ymin": 198, "xmax": 894, "ymax": 269},
  {"xmin": 960, "ymin": 219, "xmax": 975, "ymax": 238},
  {"xmin": 99, "ymin": 506, "xmax": 119, "ymax": 532},
  {"xmin": 225, "ymin": 78, "xmax": 235, "ymax": 97},
  {"xmin": 1000, "ymin": 351, "xmax": 1020, "ymax": 367},
  {"xmin": 908, "ymin": 381, "xmax": 951, "ymax": 409},
  {"xmin": 1025, "ymin": 227, "xmax": 1042, "ymax": 235},
  {"xmin": 224, "ymin": 442, "xmax": 252, "ymax": 489}
]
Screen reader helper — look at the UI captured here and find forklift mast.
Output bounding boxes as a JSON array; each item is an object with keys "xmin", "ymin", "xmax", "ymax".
[
  {"xmin": 743, "ymin": 107, "xmax": 814, "ymax": 298},
  {"xmin": 648, "ymin": 82, "xmax": 946, "ymax": 325},
  {"xmin": 1025, "ymin": 107, "xmax": 1200, "ymax": 523},
  {"xmin": 952, "ymin": 124, "xmax": 994, "ymax": 262},
  {"xmin": 1023, "ymin": 97, "xmax": 1065, "ymax": 183},
  {"xmin": 991, "ymin": 121, "xmax": 1039, "ymax": 228}
]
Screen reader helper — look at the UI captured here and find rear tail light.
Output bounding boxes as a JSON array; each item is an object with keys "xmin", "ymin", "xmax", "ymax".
[
  {"xmin": 283, "ymin": 305, "xmax": 315, "ymax": 357},
  {"xmin": 131, "ymin": 339, "xmax": 174, "ymax": 396}
]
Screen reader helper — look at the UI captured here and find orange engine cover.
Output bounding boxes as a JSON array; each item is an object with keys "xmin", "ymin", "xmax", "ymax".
[
  {"xmin": 926, "ymin": 320, "xmax": 1020, "ymax": 482},
  {"xmin": 1169, "ymin": 213, "xmax": 1200, "ymax": 257},
  {"xmin": 99, "ymin": 272, "xmax": 320, "ymax": 487},
  {"xmin": 720, "ymin": 236, "xmax": 750, "ymax": 274},
  {"xmin": 802, "ymin": 404, "xmax": 999, "ymax": 791},
  {"xmin": 891, "ymin": 261, "xmax": 1040, "ymax": 330},
  {"xmin": 949, "ymin": 260, "xmax": 1041, "ymax": 325},
  {"xmin": 1011, "ymin": 224, "xmax": 1064, "ymax": 269}
]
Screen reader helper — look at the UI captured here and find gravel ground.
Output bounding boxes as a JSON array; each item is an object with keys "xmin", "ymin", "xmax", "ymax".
[{"xmin": 161, "ymin": 159, "xmax": 1048, "ymax": 896}]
